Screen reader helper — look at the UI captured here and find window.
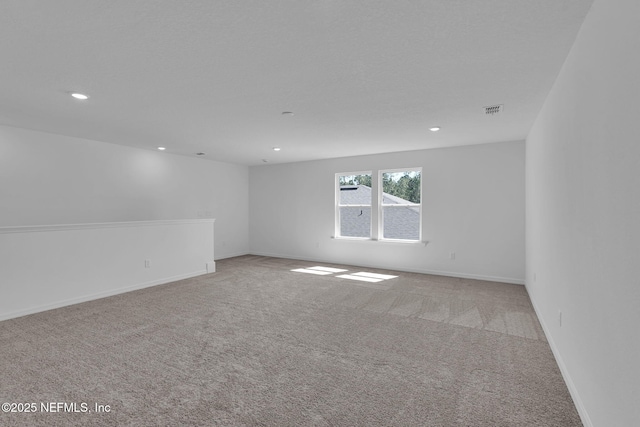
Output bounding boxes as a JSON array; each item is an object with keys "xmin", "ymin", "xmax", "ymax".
[
  {"xmin": 335, "ymin": 168, "xmax": 421, "ymax": 242},
  {"xmin": 336, "ymin": 172, "xmax": 372, "ymax": 238},
  {"xmin": 380, "ymin": 169, "xmax": 421, "ymax": 241}
]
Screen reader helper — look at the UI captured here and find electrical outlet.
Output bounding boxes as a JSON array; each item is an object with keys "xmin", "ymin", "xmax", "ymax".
[
  {"xmin": 145, "ymin": 260, "xmax": 151, "ymax": 268},
  {"xmin": 450, "ymin": 252, "xmax": 456, "ymax": 260}
]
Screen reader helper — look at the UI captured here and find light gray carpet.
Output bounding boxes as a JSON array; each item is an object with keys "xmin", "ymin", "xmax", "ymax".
[{"xmin": 0, "ymin": 255, "xmax": 582, "ymax": 426}]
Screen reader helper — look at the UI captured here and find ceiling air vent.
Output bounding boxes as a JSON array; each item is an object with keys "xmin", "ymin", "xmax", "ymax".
[{"xmin": 484, "ymin": 104, "xmax": 503, "ymax": 115}]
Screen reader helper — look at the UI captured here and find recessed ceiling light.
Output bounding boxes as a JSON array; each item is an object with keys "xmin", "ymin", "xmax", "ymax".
[
  {"xmin": 273, "ymin": 147, "xmax": 281, "ymax": 151},
  {"xmin": 71, "ymin": 93, "xmax": 89, "ymax": 100},
  {"xmin": 429, "ymin": 127, "xmax": 441, "ymax": 132},
  {"xmin": 157, "ymin": 147, "xmax": 166, "ymax": 151}
]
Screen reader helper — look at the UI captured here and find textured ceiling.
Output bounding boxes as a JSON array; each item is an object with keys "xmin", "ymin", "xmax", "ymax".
[{"xmin": 0, "ymin": 0, "xmax": 594, "ymax": 165}]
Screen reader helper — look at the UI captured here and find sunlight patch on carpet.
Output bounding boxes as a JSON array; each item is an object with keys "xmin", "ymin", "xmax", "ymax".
[
  {"xmin": 291, "ymin": 268, "xmax": 333, "ymax": 275},
  {"xmin": 351, "ymin": 272, "xmax": 398, "ymax": 280},
  {"xmin": 308, "ymin": 266, "xmax": 349, "ymax": 273},
  {"xmin": 336, "ymin": 274, "xmax": 384, "ymax": 283},
  {"xmin": 292, "ymin": 266, "xmax": 399, "ymax": 283}
]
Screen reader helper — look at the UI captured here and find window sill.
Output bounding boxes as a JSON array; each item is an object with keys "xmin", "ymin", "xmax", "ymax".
[{"xmin": 331, "ymin": 236, "xmax": 429, "ymax": 246}]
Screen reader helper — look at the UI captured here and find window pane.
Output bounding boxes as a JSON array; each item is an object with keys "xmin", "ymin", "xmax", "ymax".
[
  {"xmin": 340, "ymin": 185, "xmax": 372, "ymax": 205},
  {"xmin": 382, "ymin": 171, "xmax": 421, "ymax": 203},
  {"xmin": 339, "ymin": 174, "xmax": 372, "ymax": 204},
  {"xmin": 340, "ymin": 206, "xmax": 371, "ymax": 238},
  {"xmin": 382, "ymin": 206, "xmax": 420, "ymax": 240}
]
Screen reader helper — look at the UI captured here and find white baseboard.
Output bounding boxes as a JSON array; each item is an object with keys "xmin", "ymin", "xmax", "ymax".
[
  {"xmin": 215, "ymin": 251, "xmax": 250, "ymax": 261},
  {"xmin": 248, "ymin": 251, "xmax": 524, "ymax": 285},
  {"xmin": 206, "ymin": 261, "xmax": 216, "ymax": 273},
  {"xmin": 525, "ymin": 281, "xmax": 593, "ymax": 427},
  {"xmin": 0, "ymin": 270, "xmax": 207, "ymax": 322}
]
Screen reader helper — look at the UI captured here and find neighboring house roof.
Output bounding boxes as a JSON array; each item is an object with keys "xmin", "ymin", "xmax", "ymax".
[
  {"xmin": 339, "ymin": 185, "xmax": 419, "ymax": 240},
  {"xmin": 339, "ymin": 185, "xmax": 371, "ymax": 205}
]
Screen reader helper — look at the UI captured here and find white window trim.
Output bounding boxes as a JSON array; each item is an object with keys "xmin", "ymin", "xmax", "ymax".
[
  {"xmin": 378, "ymin": 167, "xmax": 422, "ymax": 242},
  {"xmin": 335, "ymin": 171, "xmax": 373, "ymax": 239},
  {"xmin": 335, "ymin": 168, "xmax": 423, "ymax": 243}
]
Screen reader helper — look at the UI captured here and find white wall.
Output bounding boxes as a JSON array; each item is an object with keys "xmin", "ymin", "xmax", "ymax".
[
  {"xmin": 0, "ymin": 219, "xmax": 215, "ymax": 321},
  {"xmin": 0, "ymin": 125, "xmax": 249, "ymax": 260},
  {"xmin": 250, "ymin": 141, "xmax": 525, "ymax": 283},
  {"xmin": 526, "ymin": 0, "xmax": 640, "ymax": 425}
]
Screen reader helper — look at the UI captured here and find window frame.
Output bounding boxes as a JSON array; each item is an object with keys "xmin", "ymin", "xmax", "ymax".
[
  {"xmin": 335, "ymin": 168, "xmax": 422, "ymax": 243},
  {"xmin": 335, "ymin": 171, "xmax": 373, "ymax": 239},
  {"xmin": 378, "ymin": 167, "xmax": 422, "ymax": 242}
]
